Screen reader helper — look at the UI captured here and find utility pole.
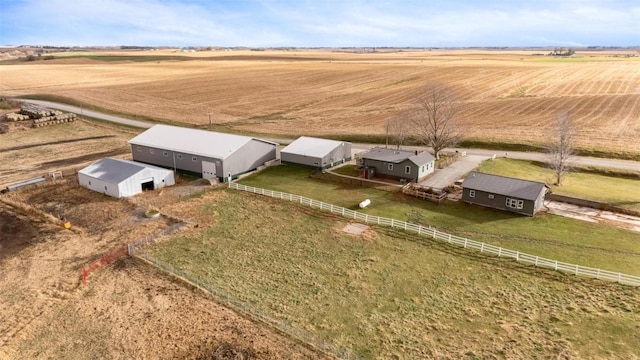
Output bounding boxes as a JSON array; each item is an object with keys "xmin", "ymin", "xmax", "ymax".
[{"xmin": 208, "ymin": 112, "xmax": 213, "ymax": 128}]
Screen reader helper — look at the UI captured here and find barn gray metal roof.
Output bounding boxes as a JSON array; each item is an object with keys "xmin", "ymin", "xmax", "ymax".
[
  {"xmin": 461, "ymin": 171, "xmax": 548, "ymax": 200},
  {"xmin": 362, "ymin": 147, "xmax": 435, "ymax": 166},
  {"xmin": 128, "ymin": 125, "xmax": 277, "ymax": 160},
  {"xmin": 78, "ymin": 158, "xmax": 172, "ymax": 184},
  {"xmin": 280, "ymin": 136, "xmax": 348, "ymax": 158}
]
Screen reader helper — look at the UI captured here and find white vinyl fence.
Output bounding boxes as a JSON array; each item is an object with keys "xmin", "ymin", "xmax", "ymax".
[{"xmin": 229, "ymin": 182, "xmax": 640, "ymax": 287}]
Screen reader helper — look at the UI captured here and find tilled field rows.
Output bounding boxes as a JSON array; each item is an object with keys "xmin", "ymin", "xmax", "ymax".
[{"xmin": 1, "ymin": 51, "xmax": 638, "ymax": 154}]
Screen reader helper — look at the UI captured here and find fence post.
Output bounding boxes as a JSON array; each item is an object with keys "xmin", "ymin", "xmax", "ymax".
[
  {"xmin": 391, "ymin": 219, "xmax": 394, "ymax": 227},
  {"xmin": 535, "ymin": 256, "xmax": 538, "ymax": 266},
  {"xmin": 575, "ymin": 264, "xmax": 579, "ymax": 275},
  {"xmin": 554, "ymin": 260, "xmax": 558, "ymax": 271},
  {"xmin": 448, "ymin": 234, "xmax": 451, "ymax": 243},
  {"xmin": 464, "ymin": 238, "xmax": 467, "ymax": 248},
  {"xmin": 480, "ymin": 243, "xmax": 484, "ymax": 253},
  {"xmin": 433, "ymin": 228, "xmax": 437, "ymax": 239},
  {"xmin": 617, "ymin": 272, "xmax": 621, "ymax": 283},
  {"xmin": 498, "ymin": 247, "xmax": 502, "ymax": 257},
  {"xmin": 516, "ymin": 251, "xmax": 519, "ymax": 261}
]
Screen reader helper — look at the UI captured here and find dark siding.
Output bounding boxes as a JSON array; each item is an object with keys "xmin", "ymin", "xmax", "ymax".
[
  {"xmin": 281, "ymin": 142, "xmax": 351, "ymax": 169},
  {"xmin": 131, "ymin": 144, "xmax": 221, "ymax": 175},
  {"xmin": 280, "ymin": 153, "xmax": 323, "ymax": 168},
  {"xmin": 462, "ymin": 188, "xmax": 536, "ymax": 216},
  {"xmin": 362, "ymin": 158, "xmax": 419, "ymax": 181}
]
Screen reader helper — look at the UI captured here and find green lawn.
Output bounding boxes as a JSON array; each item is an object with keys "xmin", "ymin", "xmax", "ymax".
[
  {"xmin": 476, "ymin": 158, "xmax": 640, "ymax": 212},
  {"xmin": 237, "ymin": 164, "xmax": 640, "ymax": 275},
  {"xmin": 149, "ymin": 189, "xmax": 640, "ymax": 359}
]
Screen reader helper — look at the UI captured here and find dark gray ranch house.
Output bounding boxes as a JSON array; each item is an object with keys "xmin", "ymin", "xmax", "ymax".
[
  {"xmin": 129, "ymin": 124, "xmax": 277, "ymax": 182},
  {"xmin": 280, "ymin": 136, "xmax": 352, "ymax": 169},
  {"xmin": 361, "ymin": 147, "xmax": 435, "ymax": 182},
  {"xmin": 461, "ymin": 171, "xmax": 548, "ymax": 216}
]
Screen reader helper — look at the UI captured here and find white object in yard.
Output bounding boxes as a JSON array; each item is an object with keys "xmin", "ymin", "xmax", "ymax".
[{"xmin": 359, "ymin": 199, "xmax": 371, "ymax": 208}]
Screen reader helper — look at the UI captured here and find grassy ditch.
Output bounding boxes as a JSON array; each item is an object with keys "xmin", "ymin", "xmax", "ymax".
[
  {"xmin": 149, "ymin": 189, "xmax": 640, "ymax": 358},
  {"xmin": 476, "ymin": 158, "xmax": 640, "ymax": 213},
  {"xmin": 238, "ymin": 165, "xmax": 640, "ymax": 275}
]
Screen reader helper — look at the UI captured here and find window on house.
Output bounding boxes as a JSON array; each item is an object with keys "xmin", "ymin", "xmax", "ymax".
[
  {"xmin": 422, "ymin": 165, "xmax": 425, "ymax": 172},
  {"xmin": 488, "ymin": 194, "xmax": 494, "ymax": 199},
  {"xmin": 177, "ymin": 154, "xmax": 182, "ymax": 159},
  {"xmin": 192, "ymin": 156, "xmax": 197, "ymax": 162},
  {"xmin": 505, "ymin": 198, "xmax": 524, "ymax": 209},
  {"xmin": 313, "ymin": 161, "xmax": 319, "ymax": 166},
  {"xmin": 469, "ymin": 190, "xmax": 475, "ymax": 198},
  {"xmin": 88, "ymin": 181, "xmax": 92, "ymax": 185},
  {"xmin": 104, "ymin": 186, "xmax": 107, "ymax": 190},
  {"xmin": 163, "ymin": 151, "xmax": 168, "ymax": 157},
  {"xmin": 388, "ymin": 163, "xmax": 393, "ymax": 171},
  {"xmin": 405, "ymin": 166, "xmax": 411, "ymax": 174}
]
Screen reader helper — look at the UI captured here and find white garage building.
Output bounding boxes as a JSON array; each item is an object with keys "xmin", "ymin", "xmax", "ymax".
[
  {"xmin": 280, "ymin": 136, "xmax": 352, "ymax": 169},
  {"xmin": 78, "ymin": 157, "xmax": 175, "ymax": 198}
]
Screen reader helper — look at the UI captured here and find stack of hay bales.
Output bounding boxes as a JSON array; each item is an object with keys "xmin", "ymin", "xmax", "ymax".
[
  {"xmin": 4, "ymin": 112, "xmax": 30, "ymax": 121},
  {"xmin": 11, "ymin": 103, "xmax": 77, "ymax": 128},
  {"xmin": 32, "ymin": 112, "xmax": 76, "ymax": 127},
  {"xmin": 19, "ymin": 104, "xmax": 52, "ymax": 119}
]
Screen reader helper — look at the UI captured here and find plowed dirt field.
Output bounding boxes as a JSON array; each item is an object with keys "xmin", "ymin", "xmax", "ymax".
[{"xmin": 1, "ymin": 49, "xmax": 638, "ymax": 155}]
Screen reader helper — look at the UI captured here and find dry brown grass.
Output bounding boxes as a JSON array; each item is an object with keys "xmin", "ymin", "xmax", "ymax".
[
  {"xmin": 1, "ymin": 49, "xmax": 638, "ymax": 155},
  {"xmin": 0, "ymin": 119, "xmax": 134, "ymax": 188},
  {"xmin": 0, "ymin": 181, "xmax": 325, "ymax": 359}
]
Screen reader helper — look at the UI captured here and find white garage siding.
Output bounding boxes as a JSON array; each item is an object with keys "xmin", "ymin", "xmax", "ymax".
[
  {"xmin": 78, "ymin": 158, "xmax": 175, "ymax": 198},
  {"xmin": 280, "ymin": 136, "xmax": 352, "ymax": 168}
]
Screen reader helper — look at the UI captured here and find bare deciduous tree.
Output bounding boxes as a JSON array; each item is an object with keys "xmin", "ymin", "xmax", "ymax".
[
  {"xmin": 548, "ymin": 111, "xmax": 575, "ymax": 186},
  {"xmin": 410, "ymin": 83, "xmax": 462, "ymax": 159},
  {"xmin": 385, "ymin": 117, "xmax": 411, "ymax": 150}
]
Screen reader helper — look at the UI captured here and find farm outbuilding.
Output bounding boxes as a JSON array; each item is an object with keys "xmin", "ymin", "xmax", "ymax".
[
  {"xmin": 78, "ymin": 157, "xmax": 175, "ymax": 198},
  {"xmin": 128, "ymin": 125, "xmax": 277, "ymax": 181},
  {"xmin": 280, "ymin": 136, "xmax": 352, "ymax": 169},
  {"xmin": 461, "ymin": 171, "xmax": 548, "ymax": 216},
  {"xmin": 361, "ymin": 147, "xmax": 435, "ymax": 182}
]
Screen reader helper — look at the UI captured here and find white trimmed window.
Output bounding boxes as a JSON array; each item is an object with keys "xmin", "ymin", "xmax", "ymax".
[
  {"xmin": 405, "ymin": 166, "xmax": 411, "ymax": 174},
  {"xmin": 163, "ymin": 151, "xmax": 169, "ymax": 157},
  {"xmin": 149, "ymin": 149, "xmax": 154, "ymax": 154},
  {"xmin": 388, "ymin": 163, "xmax": 393, "ymax": 171},
  {"xmin": 506, "ymin": 197, "xmax": 524, "ymax": 209},
  {"xmin": 469, "ymin": 190, "xmax": 475, "ymax": 198},
  {"xmin": 192, "ymin": 156, "xmax": 198, "ymax": 162},
  {"xmin": 488, "ymin": 194, "xmax": 494, "ymax": 199},
  {"xmin": 177, "ymin": 154, "xmax": 182, "ymax": 159}
]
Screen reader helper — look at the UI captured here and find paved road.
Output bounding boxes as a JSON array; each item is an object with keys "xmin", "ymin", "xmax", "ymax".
[{"xmin": 17, "ymin": 99, "xmax": 640, "ymax": 173}]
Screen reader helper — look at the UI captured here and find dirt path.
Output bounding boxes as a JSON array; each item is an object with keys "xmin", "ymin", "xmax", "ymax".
[{"xmin": 546, "ymin": 201, "xmax": 640, "ymax": 233}]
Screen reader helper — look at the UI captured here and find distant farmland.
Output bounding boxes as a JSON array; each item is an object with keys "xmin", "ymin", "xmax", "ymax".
[{"xmin": 1, "ymin": 49, "xmax": 638, "ymax": 156}]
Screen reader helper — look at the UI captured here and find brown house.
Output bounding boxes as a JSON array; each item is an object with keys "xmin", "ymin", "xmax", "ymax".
[{"xmin": 461, "ymin": 172, "xmax": 548, "ymax": 216}]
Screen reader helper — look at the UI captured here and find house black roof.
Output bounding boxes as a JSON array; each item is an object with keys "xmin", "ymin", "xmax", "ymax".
[
  {"xmin": 362, "ymin": 147, "xmax": 435, "ymax": 166},
  {"xmin": 461, "ymin": 171, "xmax": 548, "ymax": 201}
]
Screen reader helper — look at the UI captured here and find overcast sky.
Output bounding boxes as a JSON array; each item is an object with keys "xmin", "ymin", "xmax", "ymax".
[{"xmin": 1, "ymin": 0, "xmax": 638, "ymax": 47}]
